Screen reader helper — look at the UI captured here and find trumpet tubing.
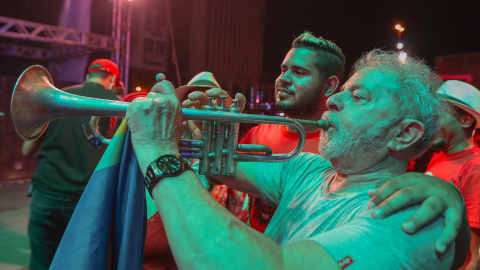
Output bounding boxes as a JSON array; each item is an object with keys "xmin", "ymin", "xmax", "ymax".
[{"xmin": 11, "ymin": 65, "xmax": 330, "ymax": 175}]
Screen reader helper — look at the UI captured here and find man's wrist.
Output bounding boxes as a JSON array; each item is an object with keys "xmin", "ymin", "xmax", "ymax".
[
  {"xmin": 448, "ymin": 180, "xmax": 466, "ymax": 207},
  {"xmin": 145, "ymin": 154, "xmax": 193, "ymax": 196},
  {"xmin": 137, "ymin": 145, "xmax": 180, "ymax": 175}
]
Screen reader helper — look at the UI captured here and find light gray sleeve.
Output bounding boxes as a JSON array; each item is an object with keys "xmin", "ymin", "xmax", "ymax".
[
  {"xmin": 308, "ymin": 207, "xmax": 454, "ymax": 270},
  {"xmin": 253, "ymin": 157, "xmax": 286, "ymax": 206},
  {"xmin": 255, "ymin": 153, "xmax": 331, "ymax": 206}
]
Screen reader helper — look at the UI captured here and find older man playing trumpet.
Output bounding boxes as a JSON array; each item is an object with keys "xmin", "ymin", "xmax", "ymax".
[{"xmin": 126, "ymin": 50, "xmax": 468, "ymax": 269}]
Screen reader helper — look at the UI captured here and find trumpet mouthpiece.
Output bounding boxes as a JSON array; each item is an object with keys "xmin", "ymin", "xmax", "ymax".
[
  {"xmin": 294, "ymin": 119, "xmax": 330, "ymax": 131},
  {"xmin": 316, "ymin": 119, "xmax": 330, "ymax": 131}
]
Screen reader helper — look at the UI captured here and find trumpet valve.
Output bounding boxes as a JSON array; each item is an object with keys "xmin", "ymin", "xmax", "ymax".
[{"xmin": 229, "ymin": 99, "xmax": 241, "ymax": 113}]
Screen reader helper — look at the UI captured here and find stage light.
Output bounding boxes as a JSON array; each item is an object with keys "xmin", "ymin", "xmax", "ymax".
[
  {"xmin": 136, "ymin": 86, "xmax": 142, "ymax": 91},
  {"xmin": 397, "ymin": 42, "xmax": 404, "ymax": 49}
]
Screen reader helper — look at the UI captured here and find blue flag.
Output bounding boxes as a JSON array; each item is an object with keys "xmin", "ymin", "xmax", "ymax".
[{"xmin": 50, "ymin": 121, "xmax": 146, "ymax": 270}]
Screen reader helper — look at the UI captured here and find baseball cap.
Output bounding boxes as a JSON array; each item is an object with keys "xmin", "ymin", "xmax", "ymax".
[{"xmin": 88, "ymin": 59, "xmax": 121, "ymax": 86}]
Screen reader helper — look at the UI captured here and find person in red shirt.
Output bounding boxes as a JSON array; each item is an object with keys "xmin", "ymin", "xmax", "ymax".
[
  {"xmin": 236, "ymin": 31, "xmax": 345, "ymax": 232},
  {"xmin": 426, "ymin": 80, "xmax": 480, "ymax": 270},
  {"xmin": 181, "ymin": 32, "xmax": 344, "ymax": 231}
]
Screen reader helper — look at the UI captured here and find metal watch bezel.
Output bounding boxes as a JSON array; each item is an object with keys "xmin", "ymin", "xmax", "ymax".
[{"xmin": 144, "ymin": 155, "xmax": 192, "ymax": 195}]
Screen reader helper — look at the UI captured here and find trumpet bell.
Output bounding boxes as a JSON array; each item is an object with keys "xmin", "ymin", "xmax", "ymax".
[
  {"xmin": 11, "ymin": 65, "xmax": 129, "ymax": 141},
  {"xmin": 11, "ymin": 65, "xmax": 55, "ymax": 141}
]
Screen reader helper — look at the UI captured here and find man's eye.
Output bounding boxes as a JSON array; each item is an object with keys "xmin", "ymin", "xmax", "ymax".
[
  {"xmin": 352, "ymin": 93, "xmax": 363, "ymax": 101},
  {"xmin": 295, "ymin": 70, "xmax": 306, "ymax": 75}
]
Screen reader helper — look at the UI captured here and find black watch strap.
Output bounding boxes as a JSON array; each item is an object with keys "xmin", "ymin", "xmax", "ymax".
[{"xmin": 144, "ymin": 155, "xmax": 192, "ymax": 195}]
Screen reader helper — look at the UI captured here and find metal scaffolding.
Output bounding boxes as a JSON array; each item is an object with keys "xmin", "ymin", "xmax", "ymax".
[
  {"xmin": 0, "ymin": 16, "xmax": 116, "ymax": 58},
  {"xmin": 111, "ymin": 0, "xmax": 132, "ymax": 88},
  {"xmin": 0, "ymin": 0, "xmax": 131, "ymax": 84}
]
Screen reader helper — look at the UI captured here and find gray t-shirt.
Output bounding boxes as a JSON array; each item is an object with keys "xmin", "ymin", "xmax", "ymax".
[{"xmin": 256, "ymin": 153, "xmax": 454, "ymax": 270}]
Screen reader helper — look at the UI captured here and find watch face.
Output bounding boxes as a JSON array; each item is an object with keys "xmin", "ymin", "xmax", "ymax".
[
  {"xmin": 145, "ymin": 155, "xmax": 192, "ymax": 195},
  {"xmin": 158, "ymin": 156, "xmax": 182, "ymax": 174}
]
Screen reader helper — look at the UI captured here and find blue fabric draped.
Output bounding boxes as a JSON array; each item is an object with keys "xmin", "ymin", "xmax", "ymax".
[{"xmin": 50, "ymin": 126, "xmax": 146, "ymax": 270}]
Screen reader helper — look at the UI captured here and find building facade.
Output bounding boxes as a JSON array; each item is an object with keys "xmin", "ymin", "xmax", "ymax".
[
  {"xmin": 169, "ymin": 0, "xmax": 265, "ymax": 103},
  {"xmin": 435, "ymin": 52, "xmax": 480, "ymax": 89}
]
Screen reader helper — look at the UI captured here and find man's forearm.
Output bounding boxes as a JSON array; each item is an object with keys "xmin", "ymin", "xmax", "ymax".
[
  {"xmin": 150, "ymin": 170, "xmax": 283, "ymax": 269},
  {"xmin": 206, "ymin": 161, "xmax": 263, "ymax": 198}
]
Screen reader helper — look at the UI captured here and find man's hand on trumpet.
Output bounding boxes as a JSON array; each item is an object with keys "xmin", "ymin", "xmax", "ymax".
[
  {"xmin": 126, "ymin": 80, "xmax": 183, "ymax": 174},
  {"xmin": 181, "ymin": 89, "xmax": 246, "ymax": 140}
]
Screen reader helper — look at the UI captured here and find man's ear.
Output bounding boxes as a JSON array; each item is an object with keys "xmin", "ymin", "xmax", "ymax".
[
  {"xmin": 323, "ymin": 76, "xmax": 339, "ymax": 97},
  {"xmin": 108, "ymin": 74, "xmax": 117, "ymax": 90},
  {"xmin": 459, "ymin": 112, "xmax": 475, "ymax": 128},
  {"xmin": 387, "ymin": 119, "xmax": 425, "ymax": 152},
  {"xmin": 111, "ymin": 74, "xmax": 117, "ymax": 84}
]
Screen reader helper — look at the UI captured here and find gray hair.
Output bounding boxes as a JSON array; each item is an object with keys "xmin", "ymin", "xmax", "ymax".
[{"xmin": 351, "ymin": 49, "xmax": 449, "ymax": 158}]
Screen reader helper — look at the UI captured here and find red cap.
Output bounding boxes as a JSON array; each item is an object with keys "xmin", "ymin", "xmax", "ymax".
[{"xmin": 88, "ymin": 59, "xmax": 121, "ymax": 86}]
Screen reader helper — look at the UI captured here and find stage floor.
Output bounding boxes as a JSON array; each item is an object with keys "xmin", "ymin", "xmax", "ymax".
[{"xmin": 0, "ymin": 179, "xmax": 31, "ymax": 270}]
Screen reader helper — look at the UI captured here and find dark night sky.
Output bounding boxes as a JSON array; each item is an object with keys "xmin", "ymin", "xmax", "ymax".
[
  {"xmin": 263, "ymin": 0, "xmax": 480, "ymax": 80},
  {"xmin": 0, "ymin": 0, "xmax": 479, "ymax": 81}
]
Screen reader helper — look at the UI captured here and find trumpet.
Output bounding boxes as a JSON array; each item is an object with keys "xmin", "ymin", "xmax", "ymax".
[{"xmin": 11, "ymin": 65, "xmax": 330, "ymax": 175}]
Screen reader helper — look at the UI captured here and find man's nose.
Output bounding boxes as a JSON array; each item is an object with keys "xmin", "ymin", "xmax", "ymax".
[
  {"xmin": 278, "ymin": 71, "xmax": 292, "ymax": 86},
  {"xmin": 326, "ymin": 93, "xmax": 343, "ymax": 112}
]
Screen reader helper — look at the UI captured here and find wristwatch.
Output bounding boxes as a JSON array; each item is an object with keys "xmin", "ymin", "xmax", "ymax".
[{"xmin": 144, "ymin": 155, "xmax": 193, "ymax": 195}]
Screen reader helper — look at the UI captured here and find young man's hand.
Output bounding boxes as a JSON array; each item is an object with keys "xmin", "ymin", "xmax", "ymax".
[
  {"xmin": 181, "ymin": 89, "xmax": 246, "ymax": 140},
  {"xmin": 368, "ymin": 172, "xmax": 466, "ymax": 254}
]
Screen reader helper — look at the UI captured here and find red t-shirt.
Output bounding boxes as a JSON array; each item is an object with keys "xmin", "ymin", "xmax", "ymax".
[
  {"xmin": 143, "ymin": 213, "xmax": 177, "ymax": 270},
  {"xmin": 144, "ymin": 183, "xmax": 228, "ymax": 269},
  {"xmin": 426, "ymin": 146, "xmax": 480, "ymax": 229},
  {"xmin": 235, "ymin": 123, "xmax": 321, "ymax": 233},
  {"xmin": 241, "ymin": 123, "xmax": 321, "ymax": 154}
]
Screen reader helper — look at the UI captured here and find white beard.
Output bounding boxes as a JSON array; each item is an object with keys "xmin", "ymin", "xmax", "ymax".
[{"xmin": 318, "ymin": 113, "xmax": 398, "ymax": 163}]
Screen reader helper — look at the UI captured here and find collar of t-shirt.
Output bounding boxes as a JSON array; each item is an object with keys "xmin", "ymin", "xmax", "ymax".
[{"xmin": 437, "ymin": 145, "xmax": 480, "ymax": 161}]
